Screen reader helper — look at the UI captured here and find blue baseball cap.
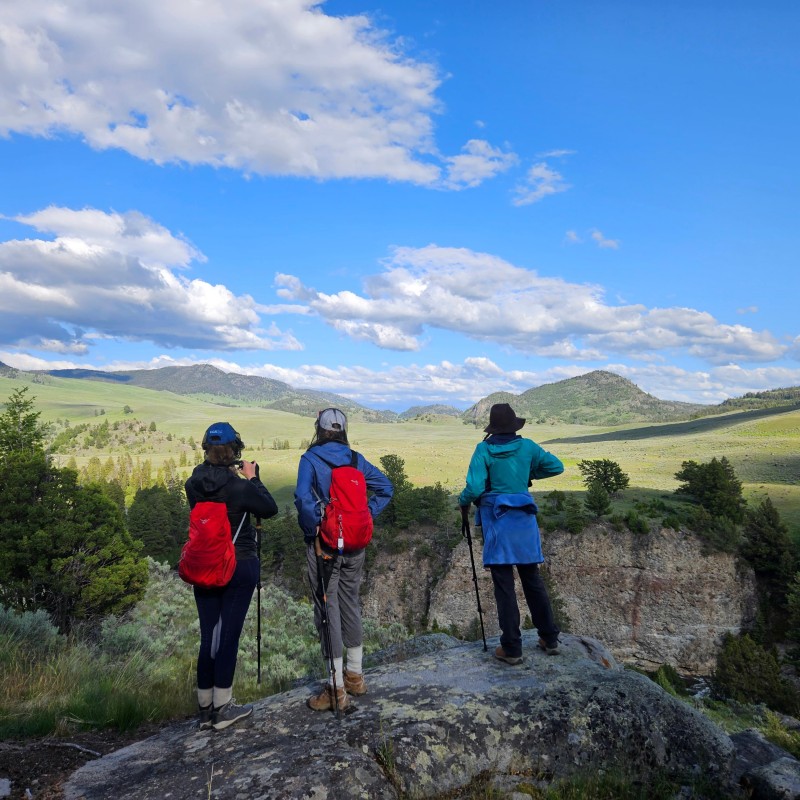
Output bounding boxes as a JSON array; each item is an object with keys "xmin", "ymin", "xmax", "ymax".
[{"xmin": 202, "ymin": 422, "xmax": 240, "ymax": 447}]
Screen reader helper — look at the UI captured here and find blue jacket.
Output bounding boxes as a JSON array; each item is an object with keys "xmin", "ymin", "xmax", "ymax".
[
  {"xmin": 478, "ymin": 492, "xmax": 542, "ymax": 566},
  {"xmin": 294, "ymin": 442, "xmax": 394, "ymax": 543}
]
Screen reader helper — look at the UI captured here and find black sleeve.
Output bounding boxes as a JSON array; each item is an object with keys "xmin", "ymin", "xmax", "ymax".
[{"xmin": 238, "ymin": 476, "xmax": 279, "ymax": 520}]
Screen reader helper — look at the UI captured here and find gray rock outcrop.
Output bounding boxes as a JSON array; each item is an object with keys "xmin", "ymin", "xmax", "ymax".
[
  {"xmin": 545, "ymin": 525, "xmax": 758, "ymax": 674},
  {"xmin": 64, "ymin": 633, "xmax": 737, "ymax": 799},
  {"xmin": 366, "ymin": 524, "xmax": 758, "ymax": 675}
]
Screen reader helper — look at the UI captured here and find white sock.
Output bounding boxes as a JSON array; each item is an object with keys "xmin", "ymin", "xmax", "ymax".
[
  {"xmin": 197, "ymin": 688, "xmax": 213, "ymax": 708},
  {"xmin": 330, "ymin": 657, "xmax": 344, "ymax": 688},
  {"xmin": 213, "ymin": 686, "xmax": 232, "ymax": 708},
  {"xmin": 346, "ymin": 645, "xmax": 363, "ymax": 675}
]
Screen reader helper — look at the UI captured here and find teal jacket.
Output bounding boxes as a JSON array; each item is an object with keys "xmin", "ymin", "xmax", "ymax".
[{"xmin": 458, "ymin": 436, "xmax": 564, "ymax": 507}]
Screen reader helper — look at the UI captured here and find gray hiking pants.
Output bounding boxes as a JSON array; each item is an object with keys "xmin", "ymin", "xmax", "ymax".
[{"xmin": 306, "ymin": 542, "xmax": 365, "ymax": 659}]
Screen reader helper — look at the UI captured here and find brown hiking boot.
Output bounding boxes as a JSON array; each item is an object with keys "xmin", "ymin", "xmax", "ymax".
[
  {"xmin": 344, "ymin": 670, "xmax": 367, "ymax": 696},
  {"xmin": 494, "ymin": 645, "xmax": 523, "ymax": 665},
  {"xmin": 306, "ymin": 683, "xmax": 349, "ymax": 712}
]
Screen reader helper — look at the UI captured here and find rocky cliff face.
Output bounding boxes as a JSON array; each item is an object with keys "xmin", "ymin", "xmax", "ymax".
[{"xmin": 362, "ymin": 524, "xmax": 758, "ymax": 676}]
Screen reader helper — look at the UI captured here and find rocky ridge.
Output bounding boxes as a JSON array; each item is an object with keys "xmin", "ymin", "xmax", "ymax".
[{"xmin": 64, "ymin": 633, "xmax": 744, "ymax": 800}]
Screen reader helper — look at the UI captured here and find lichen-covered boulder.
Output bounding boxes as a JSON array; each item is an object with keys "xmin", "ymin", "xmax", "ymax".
[{"xmin": 64, "ymin": 633, "xmax": 736, "ymax": 799}]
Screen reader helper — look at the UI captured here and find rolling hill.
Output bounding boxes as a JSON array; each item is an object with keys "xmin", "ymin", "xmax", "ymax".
[
  {"xmin": 463, "ymin": 371, "xmax": 710, "ymax": 426},
  {"xmin": 43, "ymin": 364, "xmax": 397, "ymax": 423},
  {"xmin": 5, "ymin": 361, "xmax": 798, "ymax": 429},
  {"xmin": 397, "ymin": 404, "xmax": 463, "ymax": 420}
]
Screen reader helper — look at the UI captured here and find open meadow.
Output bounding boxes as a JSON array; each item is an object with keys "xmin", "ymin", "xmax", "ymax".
[{"xmin": 3, "ymin": 372, "xmax": 799, "ymax": 532}]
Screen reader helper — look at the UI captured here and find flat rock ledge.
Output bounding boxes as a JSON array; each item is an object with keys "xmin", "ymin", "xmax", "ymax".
[{"xmin": 64, "ymin": 633, "xmax": 736, "ymax": 799}]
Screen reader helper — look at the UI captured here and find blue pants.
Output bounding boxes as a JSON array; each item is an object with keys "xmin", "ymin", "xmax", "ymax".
[
  {"xmin": 194, "ymin": 558, "xmax": 259, "ymax": 691},
  {"xmin": 490, "ymin": 563, "xmax": 560, "ymax": 658}
]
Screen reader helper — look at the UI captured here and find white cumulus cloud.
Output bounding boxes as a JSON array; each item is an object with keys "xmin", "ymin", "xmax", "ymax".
[
  {"xmin": 275, "ymin": 244, "xmax": 786, "ymax": 364},
  {"xmin": 0, "ymin": 0, "xmax": 446, "ymax": 183},
  {"xmin": 0, "ymin": 206, "xmax": 301, "ymax": 353}
]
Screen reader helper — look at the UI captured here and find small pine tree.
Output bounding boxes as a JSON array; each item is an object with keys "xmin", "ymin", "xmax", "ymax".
[
  {"xmin": 674, "ymin": 456, "xmax": 746, "ymax": 523},
  {"xmin": 577, "ymin": 459, "xmax": 630, "ymax": 496},
  {"xmin": 564, "ymin": 495, "xmax": 587, "ymax": 534},
  {"xmin": 713, "ymin": 633, "xmax": 799, "ymax": 714},
  {"xmin": 584, "ymin": 481, "xmax": 611, "ymax": 517},
  {"xmin": 0, "ymin": 387, "xmax": 47, "ymax": 457}
]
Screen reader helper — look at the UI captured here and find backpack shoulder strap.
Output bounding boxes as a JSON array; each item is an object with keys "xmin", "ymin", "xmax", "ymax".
[
  {"xmin": 232, "ymin": 512, "xmax": 246, "ymax": 544},
  {"xmin": 350, "ymin": 450, "xmax": 359, "ymax": 468}
]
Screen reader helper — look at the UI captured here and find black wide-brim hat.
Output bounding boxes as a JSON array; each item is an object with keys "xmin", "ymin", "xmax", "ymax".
[{"xmin": 484, "ymin": 403, "xmax": 526, "ymax": 434}]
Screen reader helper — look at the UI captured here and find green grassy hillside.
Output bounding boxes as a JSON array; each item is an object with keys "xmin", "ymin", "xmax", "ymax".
[
  {"xmin": 42, "ymin": 363, "xmax": 396, "ymax": 422},
  {"xmin": 463, "ymin": 370, "xmax": 707, "ymax": 426},
  {"xmin": 2, "ymin": 373, "xmax": 799, "ymax": 531}
]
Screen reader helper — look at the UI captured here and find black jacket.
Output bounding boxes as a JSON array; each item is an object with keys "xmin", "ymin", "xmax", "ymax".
[{"xmin": 185, "ymin": 462, "xmax": 278, "ymax": 560}]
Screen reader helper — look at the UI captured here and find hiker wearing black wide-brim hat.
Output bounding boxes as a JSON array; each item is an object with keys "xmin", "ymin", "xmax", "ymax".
[
  {"xmin": 483, "ymin": 402, "xmax": 526, "ymax": 435},
  {"xmin": 459, "ymin": 403, "xmax": 565, "ymax": 664},
  {"xmin": 184, "ymin": 422, "xmax": 279, "ymax": 731}
]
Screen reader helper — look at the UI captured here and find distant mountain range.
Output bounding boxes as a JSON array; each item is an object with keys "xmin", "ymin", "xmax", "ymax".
[
  {"xmin": 32, "ymin": 364, "xmax": 397, "ymax": 422},
  {"xmin": 1, "ymin": 362, "xmax": 798, "ymax": 426}
]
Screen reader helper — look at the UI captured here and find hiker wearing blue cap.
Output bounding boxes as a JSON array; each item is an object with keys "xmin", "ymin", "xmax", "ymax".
[
  {"xmin": 459, "ymin": 403, "xmax": 564, "ymax": 665},
  {"xmin": 184, "ymin": 422, "xmax": 278, "ymax": 730}
]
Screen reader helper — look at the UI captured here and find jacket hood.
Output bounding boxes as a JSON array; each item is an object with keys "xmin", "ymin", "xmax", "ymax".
[
  {"xmin": 485, "ymin": 437, "xmax": 524, "ymax": 459},
  {"xmin": 186, "ymin": 462, "xmax": 234, "ymax": 499},
  {"xmin": 307, "ymin": 441, "xmax": 353, "ymax": 467}
]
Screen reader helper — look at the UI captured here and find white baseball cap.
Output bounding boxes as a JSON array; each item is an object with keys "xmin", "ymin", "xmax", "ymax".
[{"xmin": 317, "ymin": 408, "xmax": 347, "ymax": 432}]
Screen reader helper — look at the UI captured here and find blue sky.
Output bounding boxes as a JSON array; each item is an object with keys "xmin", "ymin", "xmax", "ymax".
[{"xmin": 1, "ymin": 0, "xmax": 798, "ymax": 411}]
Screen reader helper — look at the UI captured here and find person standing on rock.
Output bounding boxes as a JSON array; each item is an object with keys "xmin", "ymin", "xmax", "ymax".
[
  {"xmin": 185, "ymin": 422, "xmax": 279, "ymax": 730},
  {"xmin": 459, "ymin": 403, "xmax": 564, "ymax": 665},
  {"xmin": 295, "ymin": 408, "xmax": 393, "ymax": 712}
]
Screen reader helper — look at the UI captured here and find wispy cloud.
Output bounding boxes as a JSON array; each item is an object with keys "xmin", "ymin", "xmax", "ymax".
[
  {"xmin": 442, "ymin": 139, "xmax": 518, "ymax": 189},
  {"xmin": 590, "ymin": 229, "xmax": 620, "ymax": 249},
  {"xmin": 276, "ymin": 244, "xmax": 785, "ymax": 364},
  {"xmin": 536, "ymin": 149, "xmax": 576, "ymax": 159},
  {"xmin": 565, "ymin": 230, "xmax": 582, "ymax": 244},
  {"xmin": 512, "ymin": 162, "xmax": 570, "ymax": 206},
  {"xmin": 0, "ymin": 207, "xmax": 301, "ymax": 353}
]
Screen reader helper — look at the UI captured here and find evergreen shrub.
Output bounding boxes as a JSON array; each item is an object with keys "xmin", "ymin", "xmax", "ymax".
[{"xmin": 713, "ymin": 633, "xmax": 799, "ymax": 715}]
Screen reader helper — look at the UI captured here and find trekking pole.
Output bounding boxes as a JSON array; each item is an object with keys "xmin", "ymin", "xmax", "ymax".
[
  {"xmin": 256, "ymin": 517, "xmax": 262, "ymax": 685},
  {"xmin": 461, "ymin": 506, "xmax": 487, "ymax": 651},
  {"xmin": 314, "ymin": 536, "xmax": 341, "ymax": 720}
]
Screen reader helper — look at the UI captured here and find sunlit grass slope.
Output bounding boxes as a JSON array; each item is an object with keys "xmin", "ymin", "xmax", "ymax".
[{"xmin": 2, "ymin": 374, "xmax": 798, "ymax": 529}]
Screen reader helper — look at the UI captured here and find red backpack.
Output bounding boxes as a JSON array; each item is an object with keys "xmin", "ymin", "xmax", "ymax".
[
  {"xmin": 316, "ymin": 451, "xmax": 373, "ymax": 553},
  {"xmin": 178, "ymin": 502, "xmax": 245, "ymax": 588}
]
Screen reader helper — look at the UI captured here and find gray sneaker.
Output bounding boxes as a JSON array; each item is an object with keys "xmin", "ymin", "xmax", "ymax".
[
  {"xmin": 198, "ymin": 704, "xmax": 213, "ymax": 730},
  {"xmin": 211, "ymin": 700, "xmax": 253, "ymax": 731},
  {"xmin": 538, "ymin": 637, "xmax": 561, "ymax": 655}
]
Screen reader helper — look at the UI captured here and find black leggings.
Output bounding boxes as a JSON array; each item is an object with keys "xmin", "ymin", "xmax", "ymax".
[
  {"xmin": 194, "ymin": 558, "xmax": 259, "ymax": 691},
  {"xmin": 490, "ymin": 563, "xmax": 559, "ymax": 657}
]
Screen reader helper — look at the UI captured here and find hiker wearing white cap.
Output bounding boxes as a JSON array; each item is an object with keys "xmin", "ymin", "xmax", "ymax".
[{"xmin": 294, "ymin": 408, "xmax": 393, "ymax": 712}]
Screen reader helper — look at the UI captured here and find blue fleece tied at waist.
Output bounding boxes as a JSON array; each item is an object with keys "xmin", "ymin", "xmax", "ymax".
[{"xmin": 477, "ymin": 492, "xmax": 543, "ymax": 566}]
